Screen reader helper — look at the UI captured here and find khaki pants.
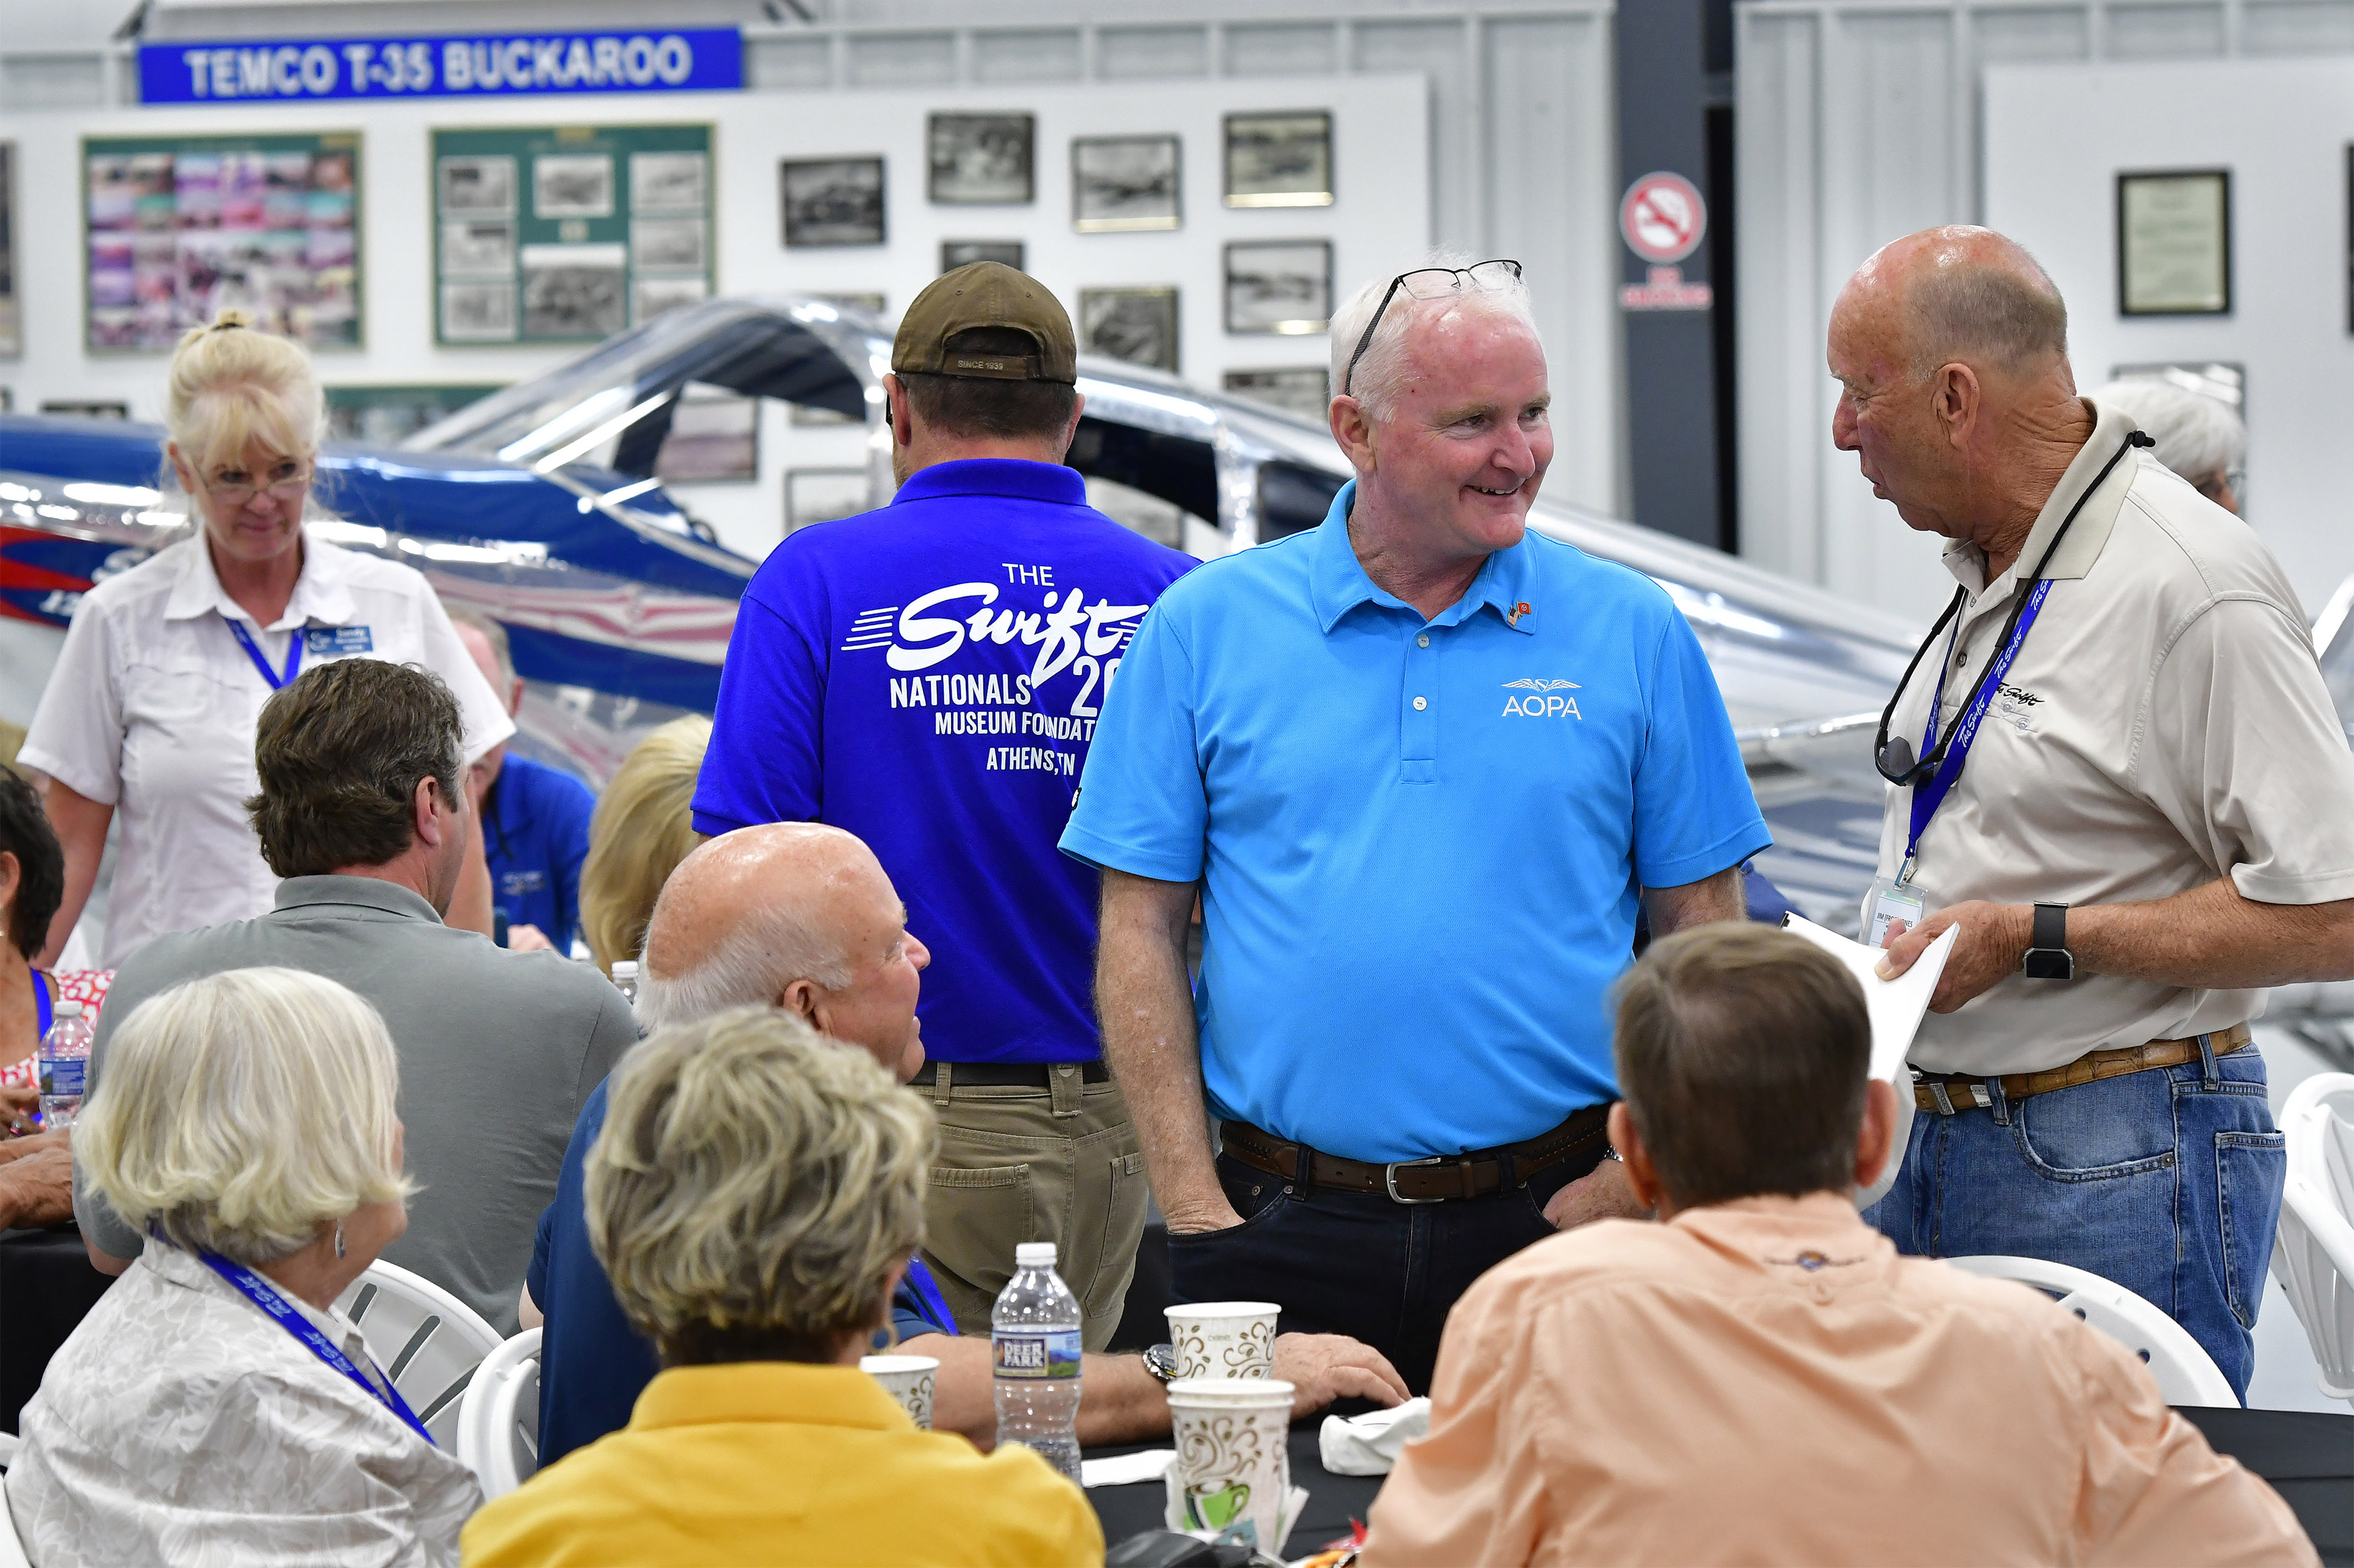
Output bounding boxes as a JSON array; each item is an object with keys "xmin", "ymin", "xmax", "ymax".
[{"xmin": 917, "ymin": 1066, "xmax": 1147, "ymax": 1351}]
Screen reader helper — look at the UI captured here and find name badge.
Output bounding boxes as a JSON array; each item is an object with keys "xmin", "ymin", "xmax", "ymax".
[
  {"xmin": 1862, "ymin": 877, "xmax": 1926, "ymax": 951},
  {"xmin": 306, "ymin": 625, "xmax": 374, "ymax": 656}
]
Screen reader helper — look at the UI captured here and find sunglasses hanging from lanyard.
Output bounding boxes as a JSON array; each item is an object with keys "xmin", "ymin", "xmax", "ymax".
[{"xmin": 1872, "ymin": 430, "xmax": 2154, "ymax": 787}]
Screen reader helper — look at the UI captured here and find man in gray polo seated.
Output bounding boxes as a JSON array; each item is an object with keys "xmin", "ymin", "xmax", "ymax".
[{"xmin": 74, "ymin": 658, "xmax": 636, "ymax": 1333}]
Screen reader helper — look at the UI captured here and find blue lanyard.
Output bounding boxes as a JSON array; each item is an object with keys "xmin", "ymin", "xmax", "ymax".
[
  {"xmin": 225, "ymin": 619, "xmax": 304, "ymax": 690},
  {"xmin": 903, "ymin": 1257, "xmax": 960, "ymax": 1337},
  {"xmin": 198, "ymin": 1252, "xmax": 437, "ymax": 1447},
  {"xmin": 31, "ymin": 974, "xmax": 49, "ymax": 1042},
  {"xmin": 1903, "ymin": 577, "xmax": 2053, "ymax": 875}
]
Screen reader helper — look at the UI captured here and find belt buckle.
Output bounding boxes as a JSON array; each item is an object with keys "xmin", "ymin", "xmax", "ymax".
[{"xmin": 1384, "ymin": 1156, "xmax": 1446, "ymax": 1205}]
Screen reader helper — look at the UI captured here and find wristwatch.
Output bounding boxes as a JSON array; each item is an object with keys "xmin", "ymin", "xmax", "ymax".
[
  {"xmin": 1143, "ymin": 1342, "xmax": 1180, "ymax": 1385},
  {"xmin": 2022, "ymin": 902, "xmax": 2074, "ymax": 981}
]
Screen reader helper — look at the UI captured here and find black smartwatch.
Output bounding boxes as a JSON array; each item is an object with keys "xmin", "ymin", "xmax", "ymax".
[{"xmin": 2022, "ymin": 902, "xmax": 2074, "ymax": 980}]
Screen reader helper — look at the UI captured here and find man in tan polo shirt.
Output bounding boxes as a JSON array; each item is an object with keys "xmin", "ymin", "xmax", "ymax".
[
  {"xmin": 1363, "ymin": 926, "xmax": 2315, "ymax": 1568},
  {"xmin": 1831, "ymin": 225, "xmax": 2354, "ymax": 1397}
]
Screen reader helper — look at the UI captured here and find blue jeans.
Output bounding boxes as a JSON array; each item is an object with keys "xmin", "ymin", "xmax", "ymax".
[
  {"xmin": 1866, "ymin": 1037, "xmax": 2285, "ymax": 1401},
  {"xmin": 1166, "ymin": 1150, "xmax": 1590, "ymax": 1395}
]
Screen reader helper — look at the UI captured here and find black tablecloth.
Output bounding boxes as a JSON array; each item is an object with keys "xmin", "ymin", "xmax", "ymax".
[
  {"xmin": 1088, "ymin": 1407, "xmax": 2354, "ymax": 1564},
  {"xmin": 0, "ymin": 1224, "xmax": 117, "ymax": 1434}
]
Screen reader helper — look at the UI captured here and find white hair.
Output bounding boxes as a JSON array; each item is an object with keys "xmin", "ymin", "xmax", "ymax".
[
  {"xmin": 587, "ymin": 1006, "xmax": 934, "ymax": 1351},
  {"xmin": 2090, "ymin": 377, "xmax": 2245, "ymax": 488},
  {"xmin": 1329, "ymin": 247, "xmax": 1540, "ymax": 420},
  {"xmin": 77, "ymin": 968, "xmax": 411, "ymax": 1265},
  {"xmin": 635, "ymin": 900, "xmax": 856, "ymax": 1033}
]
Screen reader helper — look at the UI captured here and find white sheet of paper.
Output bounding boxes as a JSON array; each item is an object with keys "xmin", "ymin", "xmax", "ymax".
[
  {"xmin": 1782, "ymin": 914, "xmax": 1956, "ymax": 1083},
  {"xmin": 1082, "ymin": 1447, "xmax": 1173, "ymax": 1488},
  {"xmin": 1781, "ymin": 914, "xmax": 1957, "ymax": 1210}
]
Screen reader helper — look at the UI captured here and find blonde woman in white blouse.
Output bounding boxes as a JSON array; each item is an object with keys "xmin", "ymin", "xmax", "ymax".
[
  {"xmin": 19, "ymin": 309, "xmax": 508, "ymax": 968},
  {"xmin": 9, "ymin": 966, "xmax": 481, "ymax": 1567}
]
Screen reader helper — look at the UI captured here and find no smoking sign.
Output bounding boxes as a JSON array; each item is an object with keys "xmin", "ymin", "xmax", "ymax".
[{"xmin": 1619, "ymin": 172, "xmax": 1706, "ymax": 264}]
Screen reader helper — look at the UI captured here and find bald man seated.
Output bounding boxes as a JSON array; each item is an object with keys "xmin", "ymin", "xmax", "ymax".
[{"xmin": 525, "ymin": 824, "xmax": 1406, "ymax": 1466}]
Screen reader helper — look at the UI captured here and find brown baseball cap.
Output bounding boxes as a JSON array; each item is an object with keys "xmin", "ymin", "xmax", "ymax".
[{"xmin": 893, "ymin": 262, "xmax": 1078, "ymax": 385}]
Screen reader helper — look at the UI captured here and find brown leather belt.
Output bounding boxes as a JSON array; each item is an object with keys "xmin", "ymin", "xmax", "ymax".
[
  {"xmin": 1218, "ymin": 1105, "xmax": 1610, "ymax": 1204},
  {"xmin": 1913, "ymin": 1023, "xmax": 2254, "ymax": 1115}
]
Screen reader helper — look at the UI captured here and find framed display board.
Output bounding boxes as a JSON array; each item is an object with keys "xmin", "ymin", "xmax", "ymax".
[
  {"xmin": 84, "ymin": 130, "xmax": 362, "ymax": 352},
  {"xmin": 432, "ymin": 122, "xmax": 712, "ymax": 346},
  {"xmin": 325, "ymin": 383, "xmax": 500, "ymax": 444},
  {"xmin": 2116, "ymin": 168, "xmax": 2230, "ymax": 317},
  {"xmin": 0, "ymin": 143, "xmax": 17, "ymax": 358}
]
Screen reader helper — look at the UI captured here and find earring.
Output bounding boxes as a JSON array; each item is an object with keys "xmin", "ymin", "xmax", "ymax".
[{"xmin": 333, "ymin": 1221, "xmax": 346, "ymax": 1259}]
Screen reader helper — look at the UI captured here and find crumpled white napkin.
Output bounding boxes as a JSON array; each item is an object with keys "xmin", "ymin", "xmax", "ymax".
[
  {"xmin": 1318, "ymin": 1396, "xmax": 1431, "ymax": 1475},
  {"xmin": 1081, "ymin": 1447, "xmax": 1174, "ymax": 1488}
]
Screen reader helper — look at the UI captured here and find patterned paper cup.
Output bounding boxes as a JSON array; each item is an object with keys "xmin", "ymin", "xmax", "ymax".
[
  {"xmin": 859, "ymin": 1354, "xmax": 940, "ymax": 1429},
  {"xmin": 1164, "ymin": 1377, "xmax": 1297, "ymax": 1552},
  {"xmin": 1164, "ymin": 1301, "xmax": 1280, "ymax": 1380}
]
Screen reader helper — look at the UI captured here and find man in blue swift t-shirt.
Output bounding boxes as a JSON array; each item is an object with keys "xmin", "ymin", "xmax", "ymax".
[
  {"xmin": 692, "ymin": 265, "xmax": 1197, "ymax": 1345},
  {"xmin": 448, "ymin": 607, "xmax": 595, "ymax": 955}
]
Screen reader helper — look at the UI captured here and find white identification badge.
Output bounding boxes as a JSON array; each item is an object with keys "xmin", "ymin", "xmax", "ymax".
[{"xmin": 1862, "ymin": 877, "xmax": 1926, "ymax": 951}]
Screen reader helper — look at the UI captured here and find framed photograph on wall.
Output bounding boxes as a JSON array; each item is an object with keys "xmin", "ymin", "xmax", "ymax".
[
  {"xmin": 1225, "ymin": 239, "xmax": 1332, "ymax": 335},
  {"xmin": 438, "ymin": 155, "xmax": 515, "ymax": 216},
  {"xmin": 0, "ymin": 143, "xmax": 17, "ymax": 358},
  {"xmin": 656, "ymin": 384, "xmax": 758, "ymax": 483},
  {"xmin": 1225, "ymin": 111, "xmax": 1333, "ymax": 208},
  {"xmin": 1079, "ymin": 286, "xmax": 1178, "ymax": 373},
  {"xmin": 1073, "ymin": 135, "xmax": 1180, "ymax": 232},
  {"xmin": 787, "ymin": 467, "xmax": 874, "ymax": 534},
  {"xmin": 2117, "ymin": 168, "xmax": 2229, "ymax": 317},
  {"xmin": 941, "ymin": 239, "xmax": 1024, "ymax": 272},
  {"xmin": 85, "ymin": 132, "xmax": 363, "ymax": 352},
  {"xmin": 1224, "ymin": 366, "xmax": 1330, "ymax": 420},
  {"xmin": 781, "ymin": 157, "xmax": 885, "ymax": 248},
  {"xmin": 533, "ymin": 154, "xmax": 615, "ymax": 220},
  {"xmin": 929, "ymin": 114, "xmax": 1034, "ymax": 204}
]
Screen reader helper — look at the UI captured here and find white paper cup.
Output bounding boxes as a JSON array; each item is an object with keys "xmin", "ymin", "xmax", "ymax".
[
  {"xmin": 1164, "ymin": 1376, "xmax": 1296, "ymax": 1551},
  {"xmin": 1164, "ymin": 1300, "xmax": 1280, "ymax": 1380},
  {"xmin": 859, "ymin": 1354, "xmax": 939, "ymax": 1429}
]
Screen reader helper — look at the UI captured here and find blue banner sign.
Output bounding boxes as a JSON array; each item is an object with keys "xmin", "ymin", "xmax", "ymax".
[{"xmin": 139, "ymin": 29, "xmax": 743, "ymax": 104}]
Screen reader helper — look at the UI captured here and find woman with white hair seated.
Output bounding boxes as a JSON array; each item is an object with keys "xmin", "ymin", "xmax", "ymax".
[
  {"xmin": 463, "ymin": 1007, "xmax": 1101, "ymax": 1567},
  {"xmin": 2092, "ymin": 375, "xmax": 2247, "ymax": 514},
  {"xmin": 9, "ymin": 967, "xmax": 480, "ymax": 1567}
]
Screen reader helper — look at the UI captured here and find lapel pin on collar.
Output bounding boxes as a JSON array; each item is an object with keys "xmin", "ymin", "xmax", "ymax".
[{"xmin": 1507, "ymin": 600, "xmax": 1532, "ymax": 627}]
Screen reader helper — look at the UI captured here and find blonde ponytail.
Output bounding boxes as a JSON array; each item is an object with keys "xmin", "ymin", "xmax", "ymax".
[{"xmin": 162, "ymin": 307, "xmax": 325, "ymax": 483}]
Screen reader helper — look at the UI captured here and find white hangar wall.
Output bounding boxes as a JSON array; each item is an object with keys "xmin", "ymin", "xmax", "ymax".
[{"xmin": 1737, "ymin": 0, "xmax": 2354, "ymax": 622}]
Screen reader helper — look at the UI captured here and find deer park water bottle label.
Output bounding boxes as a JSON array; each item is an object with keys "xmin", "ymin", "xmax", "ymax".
[{"xmin": 993, "ymin": 1329, "xmax": 1081, "ymax": 1379}]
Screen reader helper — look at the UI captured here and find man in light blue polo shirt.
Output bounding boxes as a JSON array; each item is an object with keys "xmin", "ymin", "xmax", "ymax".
[{"xmin": 1061, "ymin": 257, "xmax": 1769, "ymax": 1390}]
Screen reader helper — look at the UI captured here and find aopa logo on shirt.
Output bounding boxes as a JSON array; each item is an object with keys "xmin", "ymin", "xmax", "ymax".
[{"xmin": 1501, "ymin": 677, "xmax": 1582, "ymax": 719}]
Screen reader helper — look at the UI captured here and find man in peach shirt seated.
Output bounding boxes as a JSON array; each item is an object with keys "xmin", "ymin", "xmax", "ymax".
[{"xmin": 1362, "ymin": 924, "xmax": 2316, "ymax": 1567}]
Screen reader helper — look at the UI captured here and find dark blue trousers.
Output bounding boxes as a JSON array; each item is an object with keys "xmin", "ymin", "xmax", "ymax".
[{"xmin": 1168, "ymin": 1147, "xmax": 1594, "ymax": 1394}]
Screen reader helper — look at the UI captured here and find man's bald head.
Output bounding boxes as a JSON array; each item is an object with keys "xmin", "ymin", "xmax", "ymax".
[
  {"xmin": 1829, "ymin": 225, "xmax": 2093, "ymax": 557},
  {"xmin": 1844, "ymin": 225, "xmax": 2069, "ymax": 383},
  {"xmin": 634, "ymin": 822, "xmax": 928, "ymax": 1082},
  {"xmin": 642, "ymin": 822, "xmax": 868, "ymax": 996}
]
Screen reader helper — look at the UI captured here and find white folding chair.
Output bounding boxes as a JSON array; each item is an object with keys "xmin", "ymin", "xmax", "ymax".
[
  {"xmin": 455, "ymin": 1327, "xmax": 542, "ymax": 1499},
  {"xmin": 1945, "ymin": 1254, "xmax": 2237, "ymax": 1407},
  {"xmin": 0, "ymin": 1470, "xmax": 27, "ymax": 1568},
  {"xmin": 332, "ymin": 1259, "xmax": 502, "ymax": 1450},
  {"xmin": 2272, "ymin": 1072, "xmax": 2354, "ymax": 1405}
]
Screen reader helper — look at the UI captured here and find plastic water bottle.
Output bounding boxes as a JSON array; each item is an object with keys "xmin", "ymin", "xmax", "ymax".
[
  {"xmin": 38, "ymin": 1001, "xmax": 93, "ymax": 1130},
  {"xmin": 992, "ymin": 1241, "xmax": 1084, "ymax": 1483},
  {"xmin": 609, "ymin": 961, "xmax": 638, "ymax": 1006}
]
